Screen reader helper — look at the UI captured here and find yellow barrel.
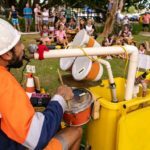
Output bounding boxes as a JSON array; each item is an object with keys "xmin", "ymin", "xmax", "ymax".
[{"xmin": 86, "ymin": 77, "xmax": 150, "ymax": 150}]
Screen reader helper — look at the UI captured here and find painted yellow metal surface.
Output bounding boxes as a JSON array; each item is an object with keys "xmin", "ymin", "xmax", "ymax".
[
  {"xmin": 136, "ymin": 71, "xmax": 150, "ymax": 80},
  {"xmin": 86, "ymin": 77, "xmax": 150, "ymax": 150}
]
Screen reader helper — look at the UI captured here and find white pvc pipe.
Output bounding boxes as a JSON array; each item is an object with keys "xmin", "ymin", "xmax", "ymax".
[
  {"xmin": 98, "ymin": 59, "xmax": 118, "ymax": 102},
  {"xmin": 34, "ymin": 45, "xmax": 139, "ymax": 100},
  {"xmin": 98, "ymin": 59, "xmax": 114, "ymax": 84},
  {"xmin": 125, "ymin": 45, "xmax": 139, "ymax": 100}
]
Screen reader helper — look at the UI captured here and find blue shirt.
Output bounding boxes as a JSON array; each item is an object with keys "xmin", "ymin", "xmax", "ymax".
[{"xmin": 23, "ymin": 7, "xmax": 32, "ymax": 19}]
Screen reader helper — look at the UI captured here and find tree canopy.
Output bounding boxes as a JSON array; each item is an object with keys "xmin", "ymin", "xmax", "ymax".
[
  {"xmin": 0, "ymin": 0, "xmax": 148, "ymax": 12},
  {"xmin": 0, "ymin": 0, "xmax": 149, "ymax": 36}
]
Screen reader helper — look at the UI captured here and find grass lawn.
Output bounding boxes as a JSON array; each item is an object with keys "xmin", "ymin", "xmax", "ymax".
[{"xmin": 11, "ymin": 34, "xmax": 150, "ymax": 95}]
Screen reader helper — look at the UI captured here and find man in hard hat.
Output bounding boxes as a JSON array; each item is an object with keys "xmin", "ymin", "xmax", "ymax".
[{"xmin": 0, "ymin": 18, "xmax": 82, "ymax": 150}]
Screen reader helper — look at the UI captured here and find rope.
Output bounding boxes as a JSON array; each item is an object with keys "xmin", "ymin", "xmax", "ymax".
[
  {"xmin": 65, "ymin": 44, "xmax": 130, "ymax": 83},
  {"xmin": 120, "ymin": 46, "xmax": 129, "ymax": 78},
  {"xmin": 79, "ymin": 46, "xmax": 129, "ymax": 79},
  {"xmin": 78, "ymin": 47, "xmax": 99, "ymax": 62},
  {"xmin": 112, "ymin": 45, "xmax": 129, "ymax": 79}
]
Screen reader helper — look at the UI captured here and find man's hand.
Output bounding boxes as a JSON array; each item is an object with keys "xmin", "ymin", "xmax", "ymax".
[{"xmin": 56, "ymin": 85, "xmax": 73, "ymax": 101}]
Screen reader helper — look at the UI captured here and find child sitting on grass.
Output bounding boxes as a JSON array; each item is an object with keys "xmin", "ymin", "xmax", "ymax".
[
  {"xmin": 102, "ymin": 37, "xmax": 112, "ymax": 59},
  {"xmin": 40, "ymin": 24, "xmax": 52, "ymax": 45},
  {"xmin": 139, "ymin": 43, "xmax": 147, "ymax": 54},
  {"xmin": 49, "ymin": 25, "xmax": 55, "ymax": 42},
  {"xmin": 55, "ymin": 24, "xmax": 68, "ymax": 47},
  {"xmin": 37, "ymin": 40, "xmax": 49, "ymax": 60},
  {"xmin": 28, "ymin": 40, "xmax": 49, "ymax": 60}
]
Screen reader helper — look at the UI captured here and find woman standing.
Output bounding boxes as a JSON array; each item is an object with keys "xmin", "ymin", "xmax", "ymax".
[
  {"xmin": 34, "ymin": 4, "xmax": 41, "ymax": 32},
  {"xmin": 42, "ymin": 8, "xmax": 49, "ymax": 25},
  {"xmin": 8, "ymin": 5, "xmax": 21, "ymax": 31}
]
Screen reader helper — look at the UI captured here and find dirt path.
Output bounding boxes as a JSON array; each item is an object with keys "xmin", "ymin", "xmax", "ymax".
[{"xmin": 139, "ymin": 32, "xmax": 150, "ymax": 37}]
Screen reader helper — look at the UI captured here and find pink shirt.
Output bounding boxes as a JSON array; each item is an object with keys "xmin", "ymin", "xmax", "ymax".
[
  {"xmin": 55, "ymin": 30, "xmax": 66, "ymax": 40},
  {"xmin": 143, "ymin": 14, "xmax": 150, "ymax": 24},
  {"xmin": 34, "ymin": 8, "xmax": 39, "ymax": 16}
]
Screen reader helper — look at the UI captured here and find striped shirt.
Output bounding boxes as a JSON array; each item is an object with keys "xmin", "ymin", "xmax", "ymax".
[{"xmin": 0, "ymin": 66, "xmax": 66, "ymax": 150}]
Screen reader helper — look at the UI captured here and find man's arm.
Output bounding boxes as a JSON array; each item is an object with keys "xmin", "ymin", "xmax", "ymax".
[{"xmin": 23, "ymin": 95, "xmax": 66, "ymax": 149}]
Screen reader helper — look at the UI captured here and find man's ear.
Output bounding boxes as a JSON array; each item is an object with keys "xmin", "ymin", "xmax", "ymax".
[{"xmin": 0, "ymin": 51, "xmax": 13, "ymax": 61}]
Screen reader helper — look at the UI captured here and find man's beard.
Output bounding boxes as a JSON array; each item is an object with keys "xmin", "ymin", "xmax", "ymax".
[{"xmin": 7, "ymin": 52, "xmax": 23, "ymax": 69}]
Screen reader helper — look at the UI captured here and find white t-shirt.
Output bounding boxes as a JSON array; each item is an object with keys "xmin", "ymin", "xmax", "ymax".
[
  {"xmin": 42, "ymin": 11, "xmax": 49, "ymax": 21},
  {"xmin": 139, "ymin": 49, "xmax": 145, "ymax": 54},
  {"xmin": 116, "ymin": 10, "xmax": 124, "ymax": 20},
  {"xmin": 86, "ymin": 25, "xmax": 94, "ymax": 35},
  {"xmin": 86, "ymin": 25, "xmax": 92, "ymax": 32},
  {"xmin": 123, "ymin": 18, "xmax": 129, "ymax": 25}
]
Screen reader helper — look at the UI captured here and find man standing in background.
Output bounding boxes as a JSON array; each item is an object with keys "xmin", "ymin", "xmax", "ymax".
[{"xmin": 23, "ymin": 3, "xmax": 33, "ymax": 32}]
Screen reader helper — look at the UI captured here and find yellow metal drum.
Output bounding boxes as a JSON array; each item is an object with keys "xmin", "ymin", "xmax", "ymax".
[
  {"xmin": 86, "ymin": 77, "xmax": 150, "ymax": 150},
  {"xmin": 117, "ymin": 104, "xmax": 150, "ymax": 150}
]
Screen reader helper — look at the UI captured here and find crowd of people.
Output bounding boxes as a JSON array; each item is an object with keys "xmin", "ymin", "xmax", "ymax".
[
  {"xmin": 8, "ymin": 2, "xmax": 99, "ymax": 51},
  {"xmin": 116, "ymin": 10, "xmax": 150, "ymax": 32},
  {"xmin": 101, "ymin": 8, "xmax": 150, "ymax": 59},
  {"xmin": 8, "ymin": 3, "xmax": 97, "ymax": 36},
  {"xmin": 7, "ymin": 3, "xmax": 149, "ymax": 43},
  {"xmin": 102, "ymin": 22, "xmax": 149, "ymax": 59},
  {"xmin": 7, "ymin": 2, "xmax": 150, "ymax": 60}
]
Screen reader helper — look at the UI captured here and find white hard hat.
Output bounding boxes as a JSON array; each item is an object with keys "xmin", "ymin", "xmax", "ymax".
[{"xmin": 0, "ymin": 18, "xmax": 21, "ymax": 55}]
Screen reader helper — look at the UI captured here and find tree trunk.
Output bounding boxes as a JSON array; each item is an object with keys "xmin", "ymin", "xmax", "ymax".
[
  {"xmin": 102, "ymin": 0, "xmax": 119, "ymax": 37},
  {"xmin": 33, "ymin": 0, "xmax": 40, "ymax": 8},
  {"xmin": 119, "ymin": 0, "xmax": 125, "ymax": 11},
  {"xmin": 28, "ymin": 0, "xmax": 32, "ymax": 7},
  {"xmin": 6, "ymin": 0, "xmax": 17, "ymax": 7}
]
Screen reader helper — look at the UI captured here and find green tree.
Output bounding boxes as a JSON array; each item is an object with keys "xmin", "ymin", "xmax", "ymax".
[{"xmin": 128, "ymin": 6, "xmax": 137, "ymax": 13}]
